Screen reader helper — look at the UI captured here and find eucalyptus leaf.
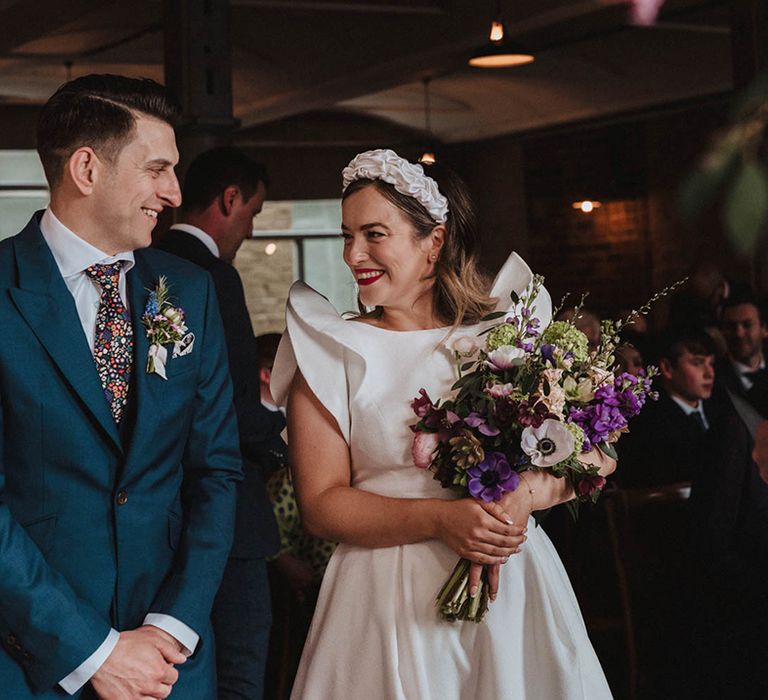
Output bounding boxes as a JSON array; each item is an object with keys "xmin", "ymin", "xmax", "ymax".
[
  {"xmin": 723, "ymin": 160, "xmax": 768, "ymax": 255},
  {"xmin": 597, "ymin": 441, "xmax": 618, "ymax": 461},
  {"xmin": 480, "ymin": 311, "xmax": 507, "ymax": 322}
]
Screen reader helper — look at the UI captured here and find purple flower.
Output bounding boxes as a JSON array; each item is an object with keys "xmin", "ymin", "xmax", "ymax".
[
  {"xmin": 411, "ymin": 388, "xmax": 434, "ymax": 418},
  {"xmin": 568, "ymin": 403, "xmax": 627, "ymax": 452},
  {"xmin": 425, "ymin": 408, "xmax": 463, "ymax": 443},
  {"xmin": 465, "ymin": 411, "xmax": 501, "ymax": 437},
  {"xmin": 577, "ymin": 474, "xmax": 607, "ymax": 497},
  {"xmin": 514, "ymin": 399, "xmax": 552, "ymax": 428},
  {"xmin": 467, "ymin": 452, "xmax": 520, "ymax": 503},
  {"xmin": 540, "ymin": 344, "xmax": 556, "ymax": 365}
]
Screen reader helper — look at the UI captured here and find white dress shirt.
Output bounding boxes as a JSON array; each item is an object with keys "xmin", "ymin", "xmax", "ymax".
[
  {"xmin": 169, "ymin": 223, "xmax": 220, "ymax": 258},
  {"xmin": 39, "ymin": 209, "xmax": 199, "ymax": 694},
  {"xmin": 731, "ymin": 357, "xmax": 766, "ymax": 392},
  {"xmin": 669, "ymin": 393, "xmax": 710, "ymax": 431}
]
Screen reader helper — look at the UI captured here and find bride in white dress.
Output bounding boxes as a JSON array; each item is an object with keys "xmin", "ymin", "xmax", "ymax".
[{"xmin": 271, "ymin": 149, "xmax": 615, "ymax": 699}]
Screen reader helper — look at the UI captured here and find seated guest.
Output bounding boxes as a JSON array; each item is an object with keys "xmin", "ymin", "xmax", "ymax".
[
  {"xmin": 617, "ymin": 326, "xmax": 722, "ymax": 487},
  {"xmin": 557, "ymin": 307, "xmax": 601, "ymax": 351},
  {"xmin": 257, "ymin": 332, "xmax": 336, "ymax": 589},
  {"xmin": 688, "ymin": 407, "xmax": 768, "ymax": 699},
  {"xmin": 718, "ymin": 286, "xmax": 768, "ymax": 419},
  {"xmin": 615, "ymin": 330, "xmax": 646, "ymax": 377}
]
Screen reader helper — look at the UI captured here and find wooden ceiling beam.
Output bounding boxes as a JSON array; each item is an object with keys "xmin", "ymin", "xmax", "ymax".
[{"xmin": 0, "ymin": 0, "xmax": 108, "ymax": 55}]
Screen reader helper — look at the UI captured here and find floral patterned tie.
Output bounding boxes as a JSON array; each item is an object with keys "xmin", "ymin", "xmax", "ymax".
[{"xmin": 85, "ymin": 262, "xmax": 133, "ymax": 423}]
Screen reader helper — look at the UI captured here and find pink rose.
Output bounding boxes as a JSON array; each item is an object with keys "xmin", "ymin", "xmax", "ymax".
[{"xmin": 412, "ymin": 431, "xmax": 440, "ymax": 469}]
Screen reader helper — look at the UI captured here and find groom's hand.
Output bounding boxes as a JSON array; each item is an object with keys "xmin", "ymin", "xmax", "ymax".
[{"xmin": 90, "ymin": 627, "xmax": 187, "ymax": 699}]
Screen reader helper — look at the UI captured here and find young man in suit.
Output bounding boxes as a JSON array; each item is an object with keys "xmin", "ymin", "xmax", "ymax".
[
  {"xmin": 617, "ymin": 326, "xmax": 721, "ymax": 487},
  {"xmin": 155, "ymin": 147, "xmax": 284, "ymax": 700},
  {"xmin": 0, "ymin": 75, "xmax": 242, "ymax": 698}
]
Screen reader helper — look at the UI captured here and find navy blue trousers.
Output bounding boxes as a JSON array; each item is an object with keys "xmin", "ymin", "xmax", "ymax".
[{"xmin": 211, "ymin": 558, "xmax": 272, "ymax": 700}]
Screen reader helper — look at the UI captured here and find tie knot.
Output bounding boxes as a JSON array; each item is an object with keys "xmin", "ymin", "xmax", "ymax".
[{"xmin": 85, "ymin": 262, "xmax": 123, "ymax": 290}]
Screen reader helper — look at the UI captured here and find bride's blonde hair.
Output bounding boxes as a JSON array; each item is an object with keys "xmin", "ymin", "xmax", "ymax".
[{"xmin": 342, "ymin": 162, "xmax": 496, "ymax": 326}]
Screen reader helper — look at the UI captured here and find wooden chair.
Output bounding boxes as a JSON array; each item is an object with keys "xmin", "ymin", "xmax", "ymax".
[{"xmin": 603, "ymin": 482, "xmax": 692, "ymax": 700}]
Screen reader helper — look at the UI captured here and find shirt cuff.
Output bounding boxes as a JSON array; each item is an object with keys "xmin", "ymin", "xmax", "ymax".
[
  {"xmin": 59, "ymin": 628, "xmax": 119, "ymax": 695},
  {"xmin": 143, "ymin": 614, "xmax": 199, "ymax": 656}
]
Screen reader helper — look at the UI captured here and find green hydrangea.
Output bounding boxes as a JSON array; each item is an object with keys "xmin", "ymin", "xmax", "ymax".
[
  {"xmin": 541, "ymin": 321, "xmax": 589, "ymax": 363},
  {"xmin": 564, "ymin": 421, "xmax": 586, "ymax": 458},
  {"xmin": 486, "ymin": 323, "xmax": 517, "ymax": 352}
]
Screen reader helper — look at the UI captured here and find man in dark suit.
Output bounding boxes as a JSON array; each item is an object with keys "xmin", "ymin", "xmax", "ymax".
[
  {"xmin": 0, "ymin": 75, "xmax": 241, "ymax": 698},
  {"xmin": 155, "ymin": 147, "xmax": 284, "ymax": 699},
  {"xmin": 718, "ymin": 287, "xmax": 768, "ymax": 420},
  {"xmin": 687, "ymin": 410, "xmax": 768, "ymax": 699},
  {"xmin": 618, "ymin": 326, "xmax": 722, "ymax": 487}
]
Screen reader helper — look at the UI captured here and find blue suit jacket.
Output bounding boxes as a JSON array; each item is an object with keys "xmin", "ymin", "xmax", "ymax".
[{"xmin": 0, "ymin": 214, "xmax": 242, "ymax": 697}]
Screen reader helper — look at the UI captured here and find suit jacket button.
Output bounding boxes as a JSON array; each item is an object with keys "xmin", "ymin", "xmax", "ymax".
[{"xmin": 116, "ymin": 490, "xmax": 128, "ymax": 506}]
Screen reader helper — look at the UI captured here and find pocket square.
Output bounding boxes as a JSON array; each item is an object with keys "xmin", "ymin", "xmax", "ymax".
[{"xmin": 173, "ymin": 332, "xmax": 195, "ymax": 358}]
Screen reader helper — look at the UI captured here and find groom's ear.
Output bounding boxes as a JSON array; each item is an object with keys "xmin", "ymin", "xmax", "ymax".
[{"xmin": 67, "ymin": 147, "xmax": 99, "ymax": 196}]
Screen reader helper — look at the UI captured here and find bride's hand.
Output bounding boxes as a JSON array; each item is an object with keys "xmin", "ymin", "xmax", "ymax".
[
  {"xmin": 468, "ymin": 562, "xmax": 503, "ymax": 601},
  {"xmin": 435, "ymin": 498, "xmax": 526, "ymax": 565}
]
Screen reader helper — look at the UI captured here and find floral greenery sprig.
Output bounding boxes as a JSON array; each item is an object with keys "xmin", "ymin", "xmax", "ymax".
[
  {"xmin": 409, "ymin": 275, "xmax": 669, "ymax": 623},
  {"xmin": 142, "ymin": 276, "xmax": 188, "ymax": 378}
]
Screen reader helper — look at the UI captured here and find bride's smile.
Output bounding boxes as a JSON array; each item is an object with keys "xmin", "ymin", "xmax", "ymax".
[{"xmin": 341, "ymin": 185, "xmax": 443, "ymax": 328}]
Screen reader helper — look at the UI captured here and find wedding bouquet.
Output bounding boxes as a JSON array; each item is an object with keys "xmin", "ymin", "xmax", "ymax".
[{"xmin": 410, "ymin": 275, "xmax": 668, "ymax": 623}]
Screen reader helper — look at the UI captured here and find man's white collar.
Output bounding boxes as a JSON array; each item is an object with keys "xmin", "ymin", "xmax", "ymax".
[
  {"xmin": 40, "ymin": 207, "xmax": 134, "ymax": 277},
  {"xmin": 171, "ymin": 224, "xmax": 220, "ymax": 259}
]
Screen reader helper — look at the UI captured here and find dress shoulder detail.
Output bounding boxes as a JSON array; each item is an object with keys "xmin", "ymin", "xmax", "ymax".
[
  {"xmin": 271, "ymin": 281, "xmax": 366, "ymax": 444},
  {"xmin": 490, "ymin": 251, "xmax": 552, "ymax": 328}
]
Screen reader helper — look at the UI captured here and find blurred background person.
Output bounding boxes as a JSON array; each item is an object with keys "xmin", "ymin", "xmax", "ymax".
[{"xmin": 155, "ymin": 147, "xmax": 284, "ymax": 700}]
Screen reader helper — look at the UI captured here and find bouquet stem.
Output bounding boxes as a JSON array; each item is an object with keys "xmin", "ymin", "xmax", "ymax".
[{"xmin": 436, "ymin": 558, "xmax": 490, "ymax": 623}]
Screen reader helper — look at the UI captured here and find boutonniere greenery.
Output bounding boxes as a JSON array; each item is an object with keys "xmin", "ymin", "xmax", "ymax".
[{"xmin": 142, "ymin": 276, "xmax": 189, "ymax": 379}]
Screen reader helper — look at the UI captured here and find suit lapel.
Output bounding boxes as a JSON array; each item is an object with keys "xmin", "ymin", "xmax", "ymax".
[
  {"xmin": 9, "ymin": 217, "xmax": 122, "ymax": 452},
  {"xmin": 123, "ymin": 251, "xmax": 159, "ymax": 463}
]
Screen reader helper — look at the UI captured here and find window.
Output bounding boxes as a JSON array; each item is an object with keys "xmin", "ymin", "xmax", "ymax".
[
  {"xmin": 235, "ymin": 199, "xmax": 357, "ymax": 335},
  {"xmin": 0, "ymin": 151, "xmax": 49, "ymax": 241}
]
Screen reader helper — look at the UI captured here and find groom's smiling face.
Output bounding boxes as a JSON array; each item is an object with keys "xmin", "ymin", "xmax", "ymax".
[{"xmin": 92, "ymin": 114, "xmax": 182, "ymax": 253}]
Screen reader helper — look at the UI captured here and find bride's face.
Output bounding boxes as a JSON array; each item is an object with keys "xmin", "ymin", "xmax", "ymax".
[{"xmin": 341, "ymin": 185, "xmax": 440, "ymax": 310}]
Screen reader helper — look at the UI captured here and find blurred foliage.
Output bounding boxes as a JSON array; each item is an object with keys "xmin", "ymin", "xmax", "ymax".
[{"xmin": 681, "ymin": 75, "xmax": 768, "ymax": 255}]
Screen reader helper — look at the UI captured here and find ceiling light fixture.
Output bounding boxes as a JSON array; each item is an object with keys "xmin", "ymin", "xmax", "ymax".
[
  {"xmin": 572, "ymin": 200, "xmax": 602, "ymax": 213},
  {"xmin": 418, "ymin": 77, "xmax": 437, "ymax": 165},
  {"xmin": 468, "ymin": 1, "xmax": 534, "ymax": 68}
]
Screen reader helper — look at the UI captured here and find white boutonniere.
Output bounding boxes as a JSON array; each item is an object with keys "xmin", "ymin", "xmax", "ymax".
[{"xmin": 142, "ymin": 276, "xmax": 193, "ymax": 379}]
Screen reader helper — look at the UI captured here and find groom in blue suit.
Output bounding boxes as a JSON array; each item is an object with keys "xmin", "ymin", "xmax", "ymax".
[{"xmin": 0, "ymin": 75, "xmax": 242, "ymax": 698}]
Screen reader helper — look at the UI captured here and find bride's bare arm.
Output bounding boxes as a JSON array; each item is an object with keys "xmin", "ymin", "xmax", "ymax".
[
  {"xmin": 287, "ymin": 370, "xmax": 525, "ymax": 565},
  {"xmin": 500, "ymin": 446, "xmax": 617, "ymax": 524}
]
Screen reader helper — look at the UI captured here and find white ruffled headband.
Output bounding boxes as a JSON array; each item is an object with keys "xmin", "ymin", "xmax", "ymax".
[{"xmin": 341, "ymin": 148, "xmax": 449, "ymax": 224}]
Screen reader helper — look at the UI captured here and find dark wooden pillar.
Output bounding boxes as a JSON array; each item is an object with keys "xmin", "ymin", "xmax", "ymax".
[
  {"xmin": 163, "ymin": 0, "xmax": 238, "ymax": 180},
  {"xmin": 731, "ymin": 0, "xmax": 768, "ymax": 89}
]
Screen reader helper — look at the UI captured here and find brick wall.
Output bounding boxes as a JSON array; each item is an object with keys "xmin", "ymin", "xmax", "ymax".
[{"xmin": 234, "ymin": 237, "xmax": 295, "ymax": 336}]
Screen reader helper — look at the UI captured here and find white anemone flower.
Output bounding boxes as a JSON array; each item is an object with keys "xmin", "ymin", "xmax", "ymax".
[
  {"xmin": 486, "ymin": 345, "xmax": 526, "ymax": 370},
  {"xmin": 521, "ymin": 419, "xmax": 575, "ymax": 468}
]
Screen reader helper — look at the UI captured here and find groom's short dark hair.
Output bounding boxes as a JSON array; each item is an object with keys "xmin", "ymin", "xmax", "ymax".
[{"xmin": 37, "ymin": 73, "xmax": 180, "ymax": 189}]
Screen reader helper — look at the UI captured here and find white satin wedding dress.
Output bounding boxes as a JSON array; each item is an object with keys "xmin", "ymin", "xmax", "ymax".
[{"xmin": 271, "ymin": 252, "xmax": 612, "ymax": 700}]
